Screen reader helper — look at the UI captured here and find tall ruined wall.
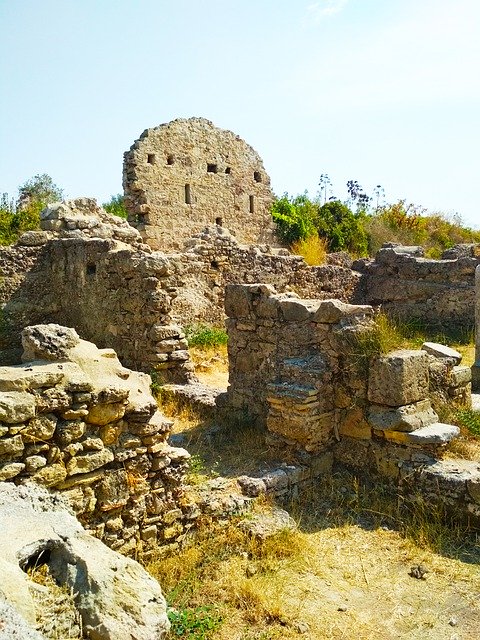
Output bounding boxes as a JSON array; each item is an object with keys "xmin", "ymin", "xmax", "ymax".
[
  {"xmin": 169, "ymin": 226, "xmax": 362, "ymax": 325},
  {"xmin": 123, "ymin": 117, "xmax": 275, "ymax": 251},
  {"xmin": 0, "ymin": 325, "xmax": 196, "ymax": 557},
  {"xmin": 0, "ymin": 200, "xmax": 193, "ymax": 383},
  {"xmin": 355, "ymin": 246, "xmax": 480, "ymax": 331}
]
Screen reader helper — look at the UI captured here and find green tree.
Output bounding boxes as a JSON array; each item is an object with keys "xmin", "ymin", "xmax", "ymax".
[
  {"xmin": 271, "ymin": 193, "xmax": 317, "ymax": 244},
  {"xmin": 102, "ymin": 194, "xmax": 128, "ymax": 219},
  {"xmin": 316, "ymin": 200, "xmax": 368, "ymax": 255},
  {"xmin": 17, "ymin": 173, "xmax": 63, "ymax": 211}
]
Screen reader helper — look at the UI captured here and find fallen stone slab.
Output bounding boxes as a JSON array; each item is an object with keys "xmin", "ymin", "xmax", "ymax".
[
  {"xmin": 0, "ymin": 483, "xmax": 169, "ymax": 640},
  {"xmin": 375, "ymin": 422, "xmax": 460, "ymax": 446},
  {"xmin": 422, "ymin": 342, "xmax": 462, "ymax": 365}
]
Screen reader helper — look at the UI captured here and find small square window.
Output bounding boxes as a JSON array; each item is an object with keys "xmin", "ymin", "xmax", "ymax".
[
  {"xmin": 147, "ymin": 154, "xmax": 156, "ymax": 165},
  {"xmin": 207, "ymin": 164, "xmax": 218, "ymax": 173}
]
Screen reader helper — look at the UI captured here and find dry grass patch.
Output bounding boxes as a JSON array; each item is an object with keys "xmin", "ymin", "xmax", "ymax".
[{"xmin": 148, "ymin": 471, "xmax": 480, "ymax": 640}]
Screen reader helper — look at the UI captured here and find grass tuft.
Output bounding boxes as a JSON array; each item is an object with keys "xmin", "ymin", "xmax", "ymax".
[{"xmin": 185, "ymin": 324, "xmax": 228, "ymax": 349}]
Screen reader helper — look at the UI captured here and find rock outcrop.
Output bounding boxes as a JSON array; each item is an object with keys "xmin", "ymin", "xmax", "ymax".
[{"xmin": 0, "ymin": 482, "xmax": 170, "ymax": 639}]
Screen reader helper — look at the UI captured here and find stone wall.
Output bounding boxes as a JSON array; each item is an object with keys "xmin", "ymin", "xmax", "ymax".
[
  {"xmin": 123, "ymin": 117, "xmax": 276, "ymax": 251},
  {"xmin": 0, "ymin": 199, "xmax": 193, "ymax": 383},
  {"xmin": 169, "ymin": 225, "xmax": 362, "ymax": 325},
  {"xmin": 224, "ymin": 283, "xmax": 479, "ymax": 520},
  {"xmin": 0, "ymin": 324, "xmax": 196, "ymax": 557},
  {"xmin": 355, "ymin": 245, "xmax": 480, "ymax": 331}
]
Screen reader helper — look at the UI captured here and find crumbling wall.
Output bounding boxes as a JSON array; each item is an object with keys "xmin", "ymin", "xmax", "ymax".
[
  {"xmin": 225, "ymin": 283, "xmax": 479, "ymax": 521},
  {"xmin": 170, "ymin": 226, "xmax": 362, "ymax": 325},
  {"xmin": 123, "ymin": 117, "xmax": 276, "ymax": 251},
  {"xmin": 0, "ymin": 199, "xmax": 193, "ymax": 382},
  {"xmin": 355, "ymin": 245, "xmax": 480, "ymax": 331},
  {"xmin": 0, "ymin": 324, "xmax": 196, "ymax": 557}
]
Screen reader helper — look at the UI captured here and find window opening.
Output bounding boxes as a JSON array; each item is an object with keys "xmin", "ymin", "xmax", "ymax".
[
  {"xmin": 167, "ymin": 155, "xmax": 174, "ymax": 165},
  {"xmin": 207, "ymin": 164, "xmax": 218, "ymax": 173},
  {"xmin": 86, "ymin": 263, "xmax": 96, "ymax": 276},
  {"xmin": 147, "ymin": 154, "xmax": 155, "ymax": 165},
  {"xmin": 211, "ymin": 260, "xmax": 219, "ymax": 269},
  {"xmin": 254, "ymin": 171, "xmax": 262, "ymax": 183},
  {"xmin": 215, "ymin": 217, "xmax": 223, "ymax": 226},
  {"xmin": 185, "ymin": 184, "xmax": 192, "ymax": 204},
  {"xmin": 249, "ymin": 195, "xmax": 254, "ymax": 213},
  {"xmin": 225, "ymin": 167, "xmax": 231, "ymax": 174}
]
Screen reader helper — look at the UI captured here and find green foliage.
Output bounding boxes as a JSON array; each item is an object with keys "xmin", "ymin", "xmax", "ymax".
[
  {"xmin": 103, "ymin": 193, "xmax": 128, "ymax": 219},
  {"xmin": 342, "ymin": 313, "xmax": 404, "ymax": 373},
  {"xmin": 185, "ymin": 324, "xmax": 228, "ymax": 349},
  {"xmin": 453, "ymin": 409, "xmax": 480, "ymax": 437},
  {"xmin": 17, "ymin": 173, "xmax": 63, "ymax": 210},
  {"xmin": 167, "ymin": 606, "xmax": 222, "ymax": 639},
  {"xmin": 316, "ymin": 200, "xmax": 368, "ymax": 255},
  {"xmin": 271, "ymin": 193, "xmax": 317, "ymax": 245},
  {"xmin": 0, "ymin": 174, "xmax": 63, "ymax": 245}
]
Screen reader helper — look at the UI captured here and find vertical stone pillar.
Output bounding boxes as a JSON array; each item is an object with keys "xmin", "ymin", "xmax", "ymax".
[{"xmin": 472, "ymin": 265, "xmax": 480, "ymax": 391}]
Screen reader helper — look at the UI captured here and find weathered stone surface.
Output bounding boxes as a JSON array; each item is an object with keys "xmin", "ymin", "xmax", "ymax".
[
  {"xmin": 422, "ymin": 342, "xmax": 462, "ymax": 364},
  {"xmin": 368, "ymin": 350, "xmax": 429, "ymax": 406},
  {"xmin": 0, "ymin": 391, "xmax": 36, "ymax": 424},
  {"xmin": 0, "ymin": 483, "xmax": 170, "ymax": 640},
  {"xmin": 0, "ymin": 434, "xmax": 24, "ymax": 457},
  {"xmin": 86, "ymin": 402, "xmax": 126, "ymax": 426},
  {"xmin": 124, "ymin": 117, "xmax": 275, "ymax": 251},
  {"xmin": 0, "ymin": 461, "xmax": 25, "ymax": 481},
  {"xmin": 21, "ymin": 414, "xmax": 57, "ymax": 442},
  {"xmin": 367, "ymin": 399, "xmax": 438, "ymax": 432},
  {"xmin": 313, "ymin": 299, "xmax": 373, "ymax": 324},
  {"xmin": 239, "ymin": 505, "xmax": 296, "ymax": 540},
  {"xmin": 0, "ymin": 363, "xmax": 65, "ymax": 391},
  {"xmin": 96, "ymin": 469, "xmax": 129, "ymax": 509},
  {"xmin": 375, "ymin": 422, "xmax": 460, "ymax": 446},
  {"xmin": 21, "ymin": 324, "xmax": 80, "ymax": 361},
  {"xmin": 66, "ymin": 448, "xmax": 114, "ymax": 476},
  {"xmin": 30, "ymin": 463, "xmax": 68, "ymax": 487}
]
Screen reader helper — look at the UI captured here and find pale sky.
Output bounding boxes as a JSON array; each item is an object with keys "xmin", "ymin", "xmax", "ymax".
[{"xmin": 1, "ymin": 0, "xmax": 479, "ymax": 228}]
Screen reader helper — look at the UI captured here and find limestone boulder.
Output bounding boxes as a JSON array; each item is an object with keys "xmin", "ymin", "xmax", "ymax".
[
  {"xmin": 22, "ymin": 324, "xmax": 81, "ymax": 361},
  {"xmin": 422, "ymin": 342, "xmax": 462, "ymax": 365},
  {"xmin": 0, "ymin": 483, "xmax": 170, "ymax": 640},
  {"xmin": 368, "ymin": 350, "xmax": 429, "ymax": 407}
]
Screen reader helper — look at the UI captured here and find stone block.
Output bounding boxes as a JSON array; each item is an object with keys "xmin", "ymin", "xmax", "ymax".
[
  {"xmin": 22, "ymin": 414, "xmax": 58, "ymax": 442},
  {"xmin": 368, "ymin": 350, "xmax": 429, "ymax": 406},
  {"xmin": 66, "ymin": 448, "xmax": 114, "ymax": 476},
  {"xmin": 87, "ymin": 401, "xmax": 126, "ymax": 426},
  {"xmin": 449, "ymin": 366, "xmax": 472, "ymax": 388},
  {"xmin": 421, "ymin": 342, "xmax": 462, "ymax": 364},
  {"xmin": 313, "ymin": 299, "xmax": 373, "ymax": 324},
  {"xmin": 374, "ymin": 422, "xmax": 459, "ymax": 446},
  {"xmin": 0, "ymin": 391, "xmax": 36, "ymax": 424},
  {"xmin": 0, "ymin": 462, "xmax": 25, "ymax": 481},
  {"xmin": 0, "ymin": 434, "xmax": 24, "ymax": 457},
  {"xmin": 30, "ymin": 463, "xmax": 68, "ymax": 487},
  {"xmin": 339, "ymin": 407, "xmax": 371, "ymax": 439},
  {"xmin": 367, "ymin": 399, "xmax": 438, "ymax": 432}
]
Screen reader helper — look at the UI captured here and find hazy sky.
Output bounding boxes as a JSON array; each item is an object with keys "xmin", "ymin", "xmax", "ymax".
[{"xmin": 1, "ymin": 0, "xmax": 479, "ymax": 228}]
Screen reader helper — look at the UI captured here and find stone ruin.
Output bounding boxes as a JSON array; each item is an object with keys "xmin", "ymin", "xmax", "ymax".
[
  {"xmin": 224, "ymin": 283, "xmax": 480, "ymax": 521},
  {"xmin": 123, "ymin": 117, "xmax": 276, "ymax": 250},
  {"xmin": 1, "ymin": 127, "xmax": 480, "ymax": 636}
]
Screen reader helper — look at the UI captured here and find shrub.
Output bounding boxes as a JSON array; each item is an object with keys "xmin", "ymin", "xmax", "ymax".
[
  {"xmin": 291, "ymin": 234, "xmax": 327, "ymax": 265},
  {"xmin": 167, "ymin": 606, "xmax": 222, "ymax": 639},
  {"xmin": 271, "ymin": 193, "xmax": 317, "ymax": 245},
  {"xmin": 316, "ymin": 200, "xmax": 369, "ymax": 256}
]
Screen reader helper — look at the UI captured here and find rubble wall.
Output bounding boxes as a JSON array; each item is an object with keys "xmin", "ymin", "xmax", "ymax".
[
  {"xmin": 0, "ymin": 324, "xmax": 196, "ymax": 557},
  {"xmin": 355, "ymin": 247, "xmax": 480, "ymax": 331},
  {"xmin": 123, "ymin": 117, "xmax": 276, "ymax": 251},
  {"xmin": 0, "ymin": 200, "xmax": 193, "ymax": 382}
]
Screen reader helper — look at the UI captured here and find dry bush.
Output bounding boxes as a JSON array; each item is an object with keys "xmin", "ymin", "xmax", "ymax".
[{"xmin": 291, "ymin": 234, "xmax": 328, "ymax": 265}]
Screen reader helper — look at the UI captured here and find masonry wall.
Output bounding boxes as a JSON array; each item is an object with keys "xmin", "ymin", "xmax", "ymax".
[
  {"xmin": 355, "ymin": 246, "xmax": 480, "ymax": 331},
  {"xmin": 0, "ymin": 325, "xmax": 196, "ymax": 557},
  {"xmin": 0, "ymin": 201, "xmax": 193, "ymax": 383},
  {"xmin": 123, "ymin": 117, "xmax": 276, "ymax": 251}
]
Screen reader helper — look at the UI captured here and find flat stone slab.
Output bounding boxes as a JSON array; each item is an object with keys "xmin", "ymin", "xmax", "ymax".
[
  {"xmin": 422, "ymin": 342, "xmax": 462, "ymax": 364},
  {"xmin": 376, "ymin": 422, "xmax": 460, "ymax": 446}
]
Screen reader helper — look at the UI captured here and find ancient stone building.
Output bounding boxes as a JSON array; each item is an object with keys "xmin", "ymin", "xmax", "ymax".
[{"xmin": 123, "ymin": 117, "xmax": 275, "ymax": 250}]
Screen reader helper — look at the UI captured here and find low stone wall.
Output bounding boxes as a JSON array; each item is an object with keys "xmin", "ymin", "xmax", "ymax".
[
  {"xmin": 355, "ymin": 245, "xmax": 480, "ymax": 331},
  {"xmin": 0, "ymin": 324, "xmax": 197, "ymax": 557},
  {"xmin": 224, "ymin": 283, "xmax": 477, "ymax": 522}
]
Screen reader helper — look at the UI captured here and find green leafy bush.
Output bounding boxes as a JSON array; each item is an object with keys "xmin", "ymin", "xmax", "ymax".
[
  {"xmin": 271, "ymin": 193, "xmax": 317, "ymax": 245},
  {"xmin": 453, "ymin": 409, "xmax": 480, "ymax": 437},
  {"xmin": 316, "ymin": 200, "xmax": 368, "ymax": 255}
]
